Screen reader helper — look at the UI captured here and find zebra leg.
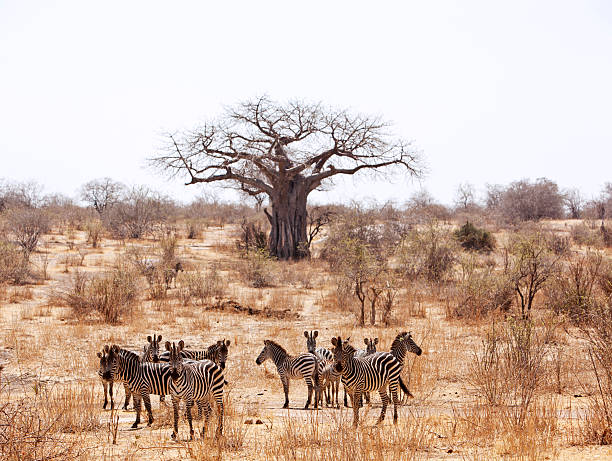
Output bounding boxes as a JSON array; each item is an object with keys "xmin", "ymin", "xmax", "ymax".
[
  {"xmin": 390, "ymin": 381, "xmax": 400, "ymax": 424},
  {"xmin": 123, "ymin": 383, "xmax": 131, "ymax": 410},
  {"xmin": 215, "ymin": 394, "xmax": 224, "ymax": 437},
  {"xmin": 201, "ymin": 401, "xmax": 212, "ymax": 436},
  {"xmin": 377, "ymin": 389, "xmax": 389, "ymax": 425},
  {"xmin": 102, "ymin": 380, "xmax": 109, "ymax": 409},
  {"xmin": 186, "ymin": 398, "xmax": 194, "ymax": 440},
  {"xmin": 282, "ymin": 377, "xmax": 290, "ymax": 409},
  {"xmin": 334, "ymin": 380, "xmax": 340, "ymax": 408},
  {"xmin": 352, "ymin": 390, "xmax": 361, "ymax": 427},
  {"xmin": 132, "ymin": 394, "xmax": 142, "ymax": 428},
  {"xmin": 196, "ymin": 400, "xmax": 203, "ymax": 420},
  {"xmin": 365, "ymin": 392, "xmax": 370, "ymax": 405},
  {"xmin": 304, "ymin": 377, "xmax": 313, "ymax": 410},
  {"xmin": 143, "ymin": 394, "xmax": 154, "ymax": 426},
  {"xmin": 160, "ymin": 393, "xmax": 166, "ymax": 405},
  {"xmin": 171, "ymin": 395, "xmax": 180, "ymax": 439}
]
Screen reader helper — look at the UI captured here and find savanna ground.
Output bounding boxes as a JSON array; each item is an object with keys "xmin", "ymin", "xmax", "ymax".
[{"xmin": 2, "ymin": 219, "xmax": 612, "ymax": 461}]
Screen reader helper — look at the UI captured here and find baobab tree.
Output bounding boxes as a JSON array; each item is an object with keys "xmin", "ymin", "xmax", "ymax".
[{"xmin": 151, "ymin": 97, "xmax": 422, "ymax": 260}]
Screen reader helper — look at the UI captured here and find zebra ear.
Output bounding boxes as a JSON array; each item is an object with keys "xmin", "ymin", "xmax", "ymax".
[
  {"xmin": 178, "ymin": 340, "xmax": 184, "ymax": 351},
  {"xmin": 314, "ymin": 330, "xmax": 318, "ymax": 338},
  {"xmin": 147, "ymin": 335, "xmax": 152, "ymax": 343},
  {"xmin": 331, "ymin": 337, "xmax": 338, "ymax": 347},
  {"xmin": 364, "ymin": 338, "xmax": 368, "ymax": 345},
  {"xmin": 264, "ymin": 340, "xmax": 270, "ymax": 345},
  {"xmin": 374, "ymin": 338, "xmax": 379, "ymax": 345},
  {"xmin": 225, "ymin": 339, "xmax": 231, "ymax": 346},
  {"xmin": 304, "ymin": 331, "xmax": 309, "ymax": 338},
  {"xmin": 111, "ymin": 345, "xmax": 119, "ymax": 353},
  {"xmin": 165, "ymin": 341, "xmax": 171, "ymax": 351},
  {"xmin": 104, "ymin": 344, "xmax": 110, "ymax": 353},
  {"xmin": 157, "ymin": 335, "xmax": 162, "ymax": 342},
  {"xmin": 97, "ymin": 351, "xmax": 102, "ymax": 358}
]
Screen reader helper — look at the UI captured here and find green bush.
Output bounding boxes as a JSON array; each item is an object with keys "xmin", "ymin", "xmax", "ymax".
[{"xmin": 454, "ymin": 221, "xmax": 495, "ymax": 253}]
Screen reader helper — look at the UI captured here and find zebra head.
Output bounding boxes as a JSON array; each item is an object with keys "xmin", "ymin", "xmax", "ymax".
[
  {"xmin": 304, "ymin": 330, "xmax": 318, "ymax": 354},
  {"xmin": 255, "ymin": 340, "xmax": 272, "ymax": 365},
  {"xmin": 144, "ymin": 334, "xmax": 162, "ymax": 363},
  {"xmin": 363, "ymin": 337, "xmax": 378, "ymax": 355},
  {"xmin": 165, "ymin": 340, "xmax": 185, "ymax": 381},
  {"xmin": 97, "ymin": 345, "xmax": 111, "ymax": 378},
  {"xmin": 330, "ymin": 337, "xmax": 356, "ymax": 372},
  {"xmin": 102, "ymin": 345, "xmax": 121, "ymax": 381},
  {"xmin": 401, "ymin": 332, "xmax": 422, "ymax": 356},
  {"xmin": 215, "ymin": 339, "xmax": 230, "ymax": 369}
]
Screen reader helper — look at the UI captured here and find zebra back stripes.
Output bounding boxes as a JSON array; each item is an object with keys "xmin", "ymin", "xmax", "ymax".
[
  {"xmin": 159, "ymin": 339, "xmax": 230, "ymax": 369},
  {"xmin": 256, "ymin": 339, "xmax": 319, "ymax": 409},
  {"xmin": 166, "ymin": 340, "xmax": 224, "ymax": 439}
]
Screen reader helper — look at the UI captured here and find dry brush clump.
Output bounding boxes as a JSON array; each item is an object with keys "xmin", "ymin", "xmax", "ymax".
[
  {"xmin": 468, "ymin": 319, "xmax": 553, "ymax": 427},
  {"xmin": 0, "ymin": 240, "xmax": 30, "ymax": 285},
  {"xmin": 56, "ymin": 262, "xmax": 140, "ymax": 323},
  {"xmin": 0, "ymin": 380, "xmax": 100, "ymax": 461}
]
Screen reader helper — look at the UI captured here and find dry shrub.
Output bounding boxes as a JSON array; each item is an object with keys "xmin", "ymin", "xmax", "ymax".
[
  {"xmin": 59, "ymin": 264, "xmax": 140, "ymax": 323},
  {"xmin": 236, "ymin": 218, "xmax": 267, "ymax": 254},
  {"xmin": 238, "ymin": 249, "xmax": 275, "ymax": 288},
  {"xmin": 396, "ymin": 221, "xmax": 458, "ymax": 282},
  {"xmin": 468, "ymin": 319, "xmax": 551, "ymax": 426},
  {"xmin": 0, "ymin": 241, "xmax": 30, "ymax": 284},
  {"xmin": 448, "ymin": 266, "xmax": 513, "ymax": 319},
  {"xmin": 178, "ymin": 265, "xmax": 225, "ymax": 306},
  {"xmin": 544, "ymin": 251, "xmax": 606, "ymax": 323},
  {"xmin": 578, "ymin": 306, "xmax": 612, "ymax": 445},
  {"xmin": 0, "ymin": 381, "xmax": 99, "ymax": 461},
  {"xmin": 86, "ymin": 219, "xmax": 103, "ymax": 248},
  {"xmin": 5, "ymin": 207, "xmax": 50, "ymax": 254},
  {"xmin": 571, "ymin": 222, "xmax": 603, "ymax": 247}
]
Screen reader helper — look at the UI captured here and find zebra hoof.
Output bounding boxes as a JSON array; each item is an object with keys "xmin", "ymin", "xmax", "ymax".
[
  {"xmin": 282, "ymin": 403, "xmax": 289, "ymax": 409},
  {"xmin": 131, "ymin": 423, "xmax": 139, "ymax": 429},
  {"xmin": 103, "ymin": 403, "xmax": 107, "ymax": 409},
  {"xmin": 171, "ymin": 431, "xmax": 177, "ymax": 440}
]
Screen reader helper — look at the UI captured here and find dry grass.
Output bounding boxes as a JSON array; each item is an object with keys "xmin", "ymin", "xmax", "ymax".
[{"xmin": 0, "ymin": 220, "xmax": 610, "ymax": 460}]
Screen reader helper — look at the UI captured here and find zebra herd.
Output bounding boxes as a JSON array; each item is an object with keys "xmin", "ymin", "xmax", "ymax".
[{"xmin": 97, "ymin": 330, "xmax": 422, "ymax": 439}]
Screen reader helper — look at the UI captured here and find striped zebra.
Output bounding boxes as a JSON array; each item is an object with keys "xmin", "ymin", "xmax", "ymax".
[
  {"xmin": 159, "ymin": 339, "xmax": 230, "ymax": 369},
  {"xmin": 304, "ymin": 330, "xmax": 337, "ymax": 406},
  {"xmin": 142, "ymin": 334, "xmax": 162, "ymax": 363},
  {"xmin": 166, "ymin": 340, "xmax": 224, "ymax": 440},
  {"xmin": 304, "ymin": 330, "xmax": 333, "ymax": 362},
  {"xmin": 102, "ymin": 345, "xmax": 171, "ymax": 429},
  {"xmin": 319, "ymin": 362, "xmax": 342, "ymax": 408},
  {"xmin": 256, "ymin": 340, "xmax": 319, "ymax": 409},
  {"xmin": 345, "ymin": 337, "xmax": 378, "ymax": 407},
  {"xmin": 390, "ymin": 331, "xmax": 422, "ymax": 400},
  {"xmin": 97, "ymin": 345, "xmax": 132, "ymax": 410},
  {"xmin": 331, "ymin": 336, "xmax": 409, "ymax": 427}
]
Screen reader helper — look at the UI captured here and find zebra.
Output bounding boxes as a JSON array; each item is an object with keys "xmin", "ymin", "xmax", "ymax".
[
  {"xmin": 159, "ymin": 339, "xmax": 230, "ymax": 369},
  {"xmin": 304, "ymin": 330, "xmax": 336, "ymax": 406},
  {"xmin": 318, "ymin": 362, "xmax": 342, "ymax": 408},
  {"xmin": 345, "ymin": 337, "xmax": 378, "ymax": 407},
  {"xmin": 165, "ymin": 340, "xmax": 224, "ymax": 440},
  {"xmin": 102, "ymin": 345, "xmax": 172, "ymax": 429},
  {"xmin": 142, "ymin": 334, "xmax": 162, "ymax": 363},
  {"xmin": 164, "ymin": 261, "xmax": 184, "ymax": 289},
  {"xmin": 255, "ymin": 339, "xmax": 319, "ymax": 409},
  {"xmin": 390, "ymin": 331, "xmax": 422, "ymax": 400},
  {"xmin": 331, "ymin": 336, "xmax": 410, "ymax": 427},
  {"xmin": 304, "ymin": 330, "xmax": 333, "ymax": 362},
  {"xmin": 97, "ymin": 345, "xmax": 132, "ymax": 410}
]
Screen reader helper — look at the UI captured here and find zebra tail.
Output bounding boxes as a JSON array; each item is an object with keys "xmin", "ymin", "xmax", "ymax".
[
  {"xmin": 398, "ymin": 376, "xmax": 413, "ymax": 398},
  {"xmin": 313, "ymin": 360, "xmax": 320, "ymax": 388}
]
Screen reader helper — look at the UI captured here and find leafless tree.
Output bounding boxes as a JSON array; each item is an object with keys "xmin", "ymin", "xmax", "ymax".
[
  {"xmin": 306, "ymin": 206, "xmax": 334, "ymax": 250},
  {"xmin": 563, "ymin": 187, "xmax": 584, "ymax": 219},
  {"xmin": 500, "ymin": 178, "xmax": 564, "ymax": 222},
  {"xmin": 80, "ymin": 178, "xmax": 125, "ymax": 215},
  {"xmin": 0, "ymin": 180, "xmax": 44, "ymax": 211},
  {"xmin": 151, "ymin": 96, "xmax": 422, "ymax": 259},
  {"xmin": 6, "ymin": 208, "xmax": 50, "ymax": 255},
  {"xmin": 454, "ymin": 182, "xmax": 476, "ymax": 210}
]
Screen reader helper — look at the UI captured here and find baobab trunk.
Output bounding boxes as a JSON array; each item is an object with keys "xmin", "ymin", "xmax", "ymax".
[{"xmin": 264, "ymin": 178, "xmax": 309, "ymax": 260}]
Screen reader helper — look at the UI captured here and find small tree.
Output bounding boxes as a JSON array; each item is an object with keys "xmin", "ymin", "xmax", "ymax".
[
  {"xmin": 80, "ymin": 178, "xmax": 125, "ymax": 215},
  {"xmin": 508, "ymin": 231, "xmax": 560, "ymax": 318},
  {"xmin": 563, "ymin": 188, "xmax": 584, "ymax": 219},
  {"xmin": 454, "ymin": 221, "xmax": 495, "ymax": 253},
  {"xmin": 454, "ymin": 182, "xmax": 476, "ymax": 210},
  {"xmin": 6, "ymin": 208, "xmax": 50, "ymax": 255}
]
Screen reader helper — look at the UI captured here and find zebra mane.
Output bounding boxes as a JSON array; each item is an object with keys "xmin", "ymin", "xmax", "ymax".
[
  {"xmin": 390, "ymin": 333, "xmax": 405, "ymax": 354},
  {"xmin": 116, "ymin": 347, "xmax": 141, "ymax": 363},
  {"xmin": 342, "ymin": 342, "xmax": 357, "ymax": 354},
  {"xmin": 265, "ymin": 340, "xmax": 288, "ymax": 356}
]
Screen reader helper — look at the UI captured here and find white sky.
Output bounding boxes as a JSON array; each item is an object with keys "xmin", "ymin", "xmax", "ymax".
[{"xmin": 1, "ymin": 0, "xmax": 611, "ymax": 206}]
